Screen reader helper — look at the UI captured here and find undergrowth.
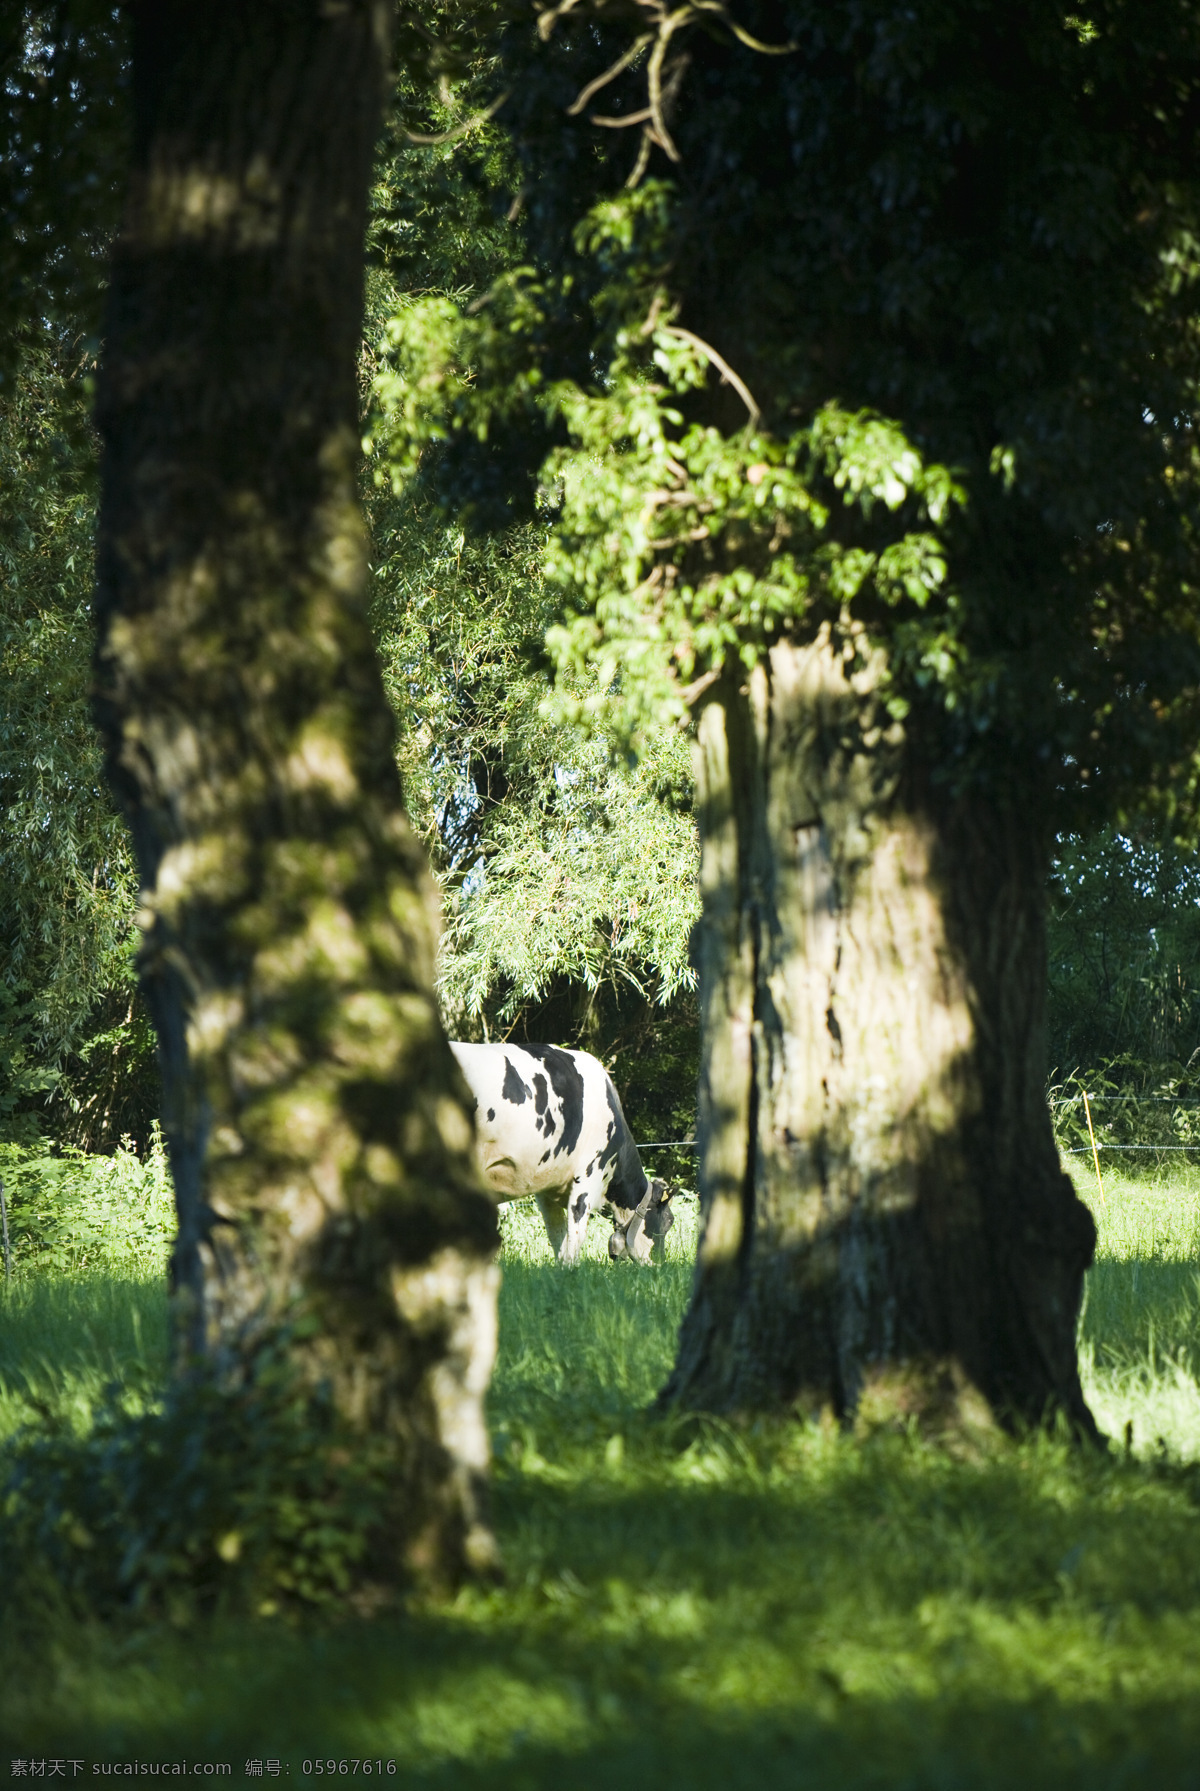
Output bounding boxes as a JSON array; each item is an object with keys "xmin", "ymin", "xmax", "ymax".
[
  {"xmin": 0, "ymin": 1166, "xmax": 1195, "ymax": 1784},
  {"xmin": 0, "ymin": 1126, "xmax": 173, "ymax": 1275}
]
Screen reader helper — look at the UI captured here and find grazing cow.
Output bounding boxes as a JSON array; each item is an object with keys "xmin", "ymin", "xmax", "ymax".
[{"xmin": 450, "ymin": 1042, "xmax": 674, "ymax": 1265}]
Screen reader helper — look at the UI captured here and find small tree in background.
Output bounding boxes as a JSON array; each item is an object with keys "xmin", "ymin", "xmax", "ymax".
[{"xmin": 364, "ymin": 497, "xmax": 698, "ymax": 1039}]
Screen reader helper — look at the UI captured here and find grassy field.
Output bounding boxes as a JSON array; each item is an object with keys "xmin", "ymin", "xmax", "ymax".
[
  {"xmin": 1067, "ymin": 1155, "xmax": 1200, "ymax": 1460},
  {"xmin": 0, "ymin": 1161, "xmax": 1198, "ymax": 1785}
]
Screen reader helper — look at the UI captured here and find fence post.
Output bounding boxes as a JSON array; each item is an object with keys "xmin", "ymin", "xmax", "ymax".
[{"xmin": 1081, "ymin": 1090, "xmax": 1107, "ymax": 1211}]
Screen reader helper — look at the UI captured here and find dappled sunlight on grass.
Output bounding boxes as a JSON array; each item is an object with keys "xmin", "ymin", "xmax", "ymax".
[
  {"xmin": 1067, "ymin": 1156, "xmax": 1200, "ymax": 1261},
  {"xmin": 0, "ymin": 1173, "xmax": 1197, "ymax": 1782},
  {"xmin": 1069, "ymin": 1160, "xmax": 1200, "ymax": 1459},
  {"xmin": 0, "ymin": 1268, "xmax": 168, "ymax": 1440}
]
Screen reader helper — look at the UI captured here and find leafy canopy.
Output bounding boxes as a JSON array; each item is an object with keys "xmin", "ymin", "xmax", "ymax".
[
  {"xmin": 376, "ymin": 0, "xmax": 1200, "ymax": 834},
  {"xmin": 365, "ymin": 73, "xmax": 701, "ymax": 1034}
]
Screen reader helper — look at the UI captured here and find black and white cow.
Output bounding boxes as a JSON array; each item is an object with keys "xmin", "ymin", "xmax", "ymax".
[{"xmin": 450, "ymin": 1042, "xmax": 674, "ymax": 1265}]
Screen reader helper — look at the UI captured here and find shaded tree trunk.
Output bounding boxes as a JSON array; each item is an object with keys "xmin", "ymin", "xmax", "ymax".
[
  {"xmin": 664, "ymin": 625, "xmax": 1098, "ymax": 1438},
  {"xmin": 93, "ymin": 1, "xmax": 500, "ymax": 1587}
]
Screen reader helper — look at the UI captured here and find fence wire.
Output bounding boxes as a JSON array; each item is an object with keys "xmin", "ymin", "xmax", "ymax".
[
  {"xmin": 1051, "ymin": 1092, "xmax": 1200, "ymax": 1158},
  {"xmin": 638, "ymin": 1098, "xmax": 1200, "ymax": 1156}
]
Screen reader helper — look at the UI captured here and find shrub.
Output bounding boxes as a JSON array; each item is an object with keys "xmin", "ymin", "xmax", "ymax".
[
  {"xmin": 0, "ymin": 1123, "xmax": 174, "ymax": 1276},
  {"xmin": 0, "ymin": 1349, "xmax": 394, "ymax": 1622}
]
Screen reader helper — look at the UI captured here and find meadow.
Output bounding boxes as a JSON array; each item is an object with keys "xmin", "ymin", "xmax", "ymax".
[{"xmin": 0, "ymin": 1149, "xmax": 1198, "ymax": 1785}]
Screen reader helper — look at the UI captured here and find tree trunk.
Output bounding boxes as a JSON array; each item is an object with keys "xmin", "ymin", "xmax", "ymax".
[
  {"xmin": 93, "ymin": 1, "xmax": 500, "ymax": 1588},
  {"xmin": 663, "ymin": 624, "xmax": 1098, "ymax": 1439}
]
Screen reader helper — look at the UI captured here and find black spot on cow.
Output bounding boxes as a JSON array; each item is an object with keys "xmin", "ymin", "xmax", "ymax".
[
  {"xmin": 540, "ymin": 1149, "xmax": 551, "ymax": 1164},
  {"xmin": 597, "ymin": 1112, "xmax": 619, "ymax": 1172},
  {"xmin": 531, "ymin": 1072, "xmax": 556, "ymax": 1137},
  {"xmin": 572, "ymin": 1191, "xmax": 590, "ymax": 1222},
  {"xmin": 522, "ymin": 1045, "xmax": 585, "ymax": 1156},
  {"xmin": 602, "ymin": 1075, "xmax": 649, "ymax": 1212},
  {"xmin": 502, "ymin": 1057, "xmax": 527, "ymax": 1105},
  {"xmin": 487, "ymin": 1108, "xmax": 495, "ymax": 1122}
]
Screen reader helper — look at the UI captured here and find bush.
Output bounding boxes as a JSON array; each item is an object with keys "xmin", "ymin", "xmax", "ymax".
[
  {"xmin": 0, "ymin": 1123, "xmax": 174, "ymax": 1276},
  {"xmin": 0, "ymin": 1349, "xmax": 394, "ymax": 1623}
]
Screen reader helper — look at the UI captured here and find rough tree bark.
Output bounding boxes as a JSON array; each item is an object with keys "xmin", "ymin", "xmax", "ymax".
[
  {"xmin": 93, "ymin": 1, "xmax": 500, "ymax": 1587},
  {"xmin": 663, "ymin": 623, "xmax": 1098, "ymax": 1438}
]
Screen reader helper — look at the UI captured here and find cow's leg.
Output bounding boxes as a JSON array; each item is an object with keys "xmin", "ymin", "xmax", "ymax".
[
  {"xmin": 554, "ymin": 1178, "xmax": 606, "ymax": 1266},
  {"xmin": 536, "ymin": 1190, "xmax": 571, "ymax": 1263}
]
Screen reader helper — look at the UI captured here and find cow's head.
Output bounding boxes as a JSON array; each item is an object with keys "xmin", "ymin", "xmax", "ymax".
[{"xmin": 608, "ymin": 1178, "xmax": 673, "ymax": 1265}]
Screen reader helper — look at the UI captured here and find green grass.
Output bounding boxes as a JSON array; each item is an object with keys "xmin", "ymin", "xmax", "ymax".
[
  {"xmin": 0, "ymin": 1173, "xmax": 1198, "ymax": 1785},
  {"xmin": 1067, "ymin": 1158, "xmax": 1200, "ymax": 1461},
  {"xmin": 0, "ymin": 1269, "xmax": 168, "ymax": 1438}
]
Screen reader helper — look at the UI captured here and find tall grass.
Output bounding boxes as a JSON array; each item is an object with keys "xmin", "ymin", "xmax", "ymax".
[
  {"xmin": 0, "ymin": 1268, "xmax": 167, "ymax": 1439},
  {"xmin": 0, "ymin": 1167, "xmax": 1197, "ymax": 1783}
]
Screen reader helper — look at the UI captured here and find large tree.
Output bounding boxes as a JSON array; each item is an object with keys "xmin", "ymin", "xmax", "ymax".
[
  {"xmin": 92, "ymin": 1, "xmax": 500, "ymax": 1588},
  {"xmin": 383, "ymin": 0, "xmax": 1200, "ymax": 1437}
]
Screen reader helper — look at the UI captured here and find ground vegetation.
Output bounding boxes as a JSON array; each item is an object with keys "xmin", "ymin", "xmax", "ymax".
[{"xmin": 0, "ymin": 1166, "xmax": 1198, "ymax": 1781}]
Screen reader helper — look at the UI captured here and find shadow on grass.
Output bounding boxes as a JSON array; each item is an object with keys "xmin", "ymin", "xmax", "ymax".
[
  {"xmin": 399, "ymin": 1699, "xmax": 1200, "ymax": 1791},
  {"xmin": 3, "ymin": 1435, "xmax": 1200, "ymax": 1786},
  {"xmin": 4, "ymin": 1601, "xmax": 1199, "ymax": 1789},
  {"xmin": 2, "ymin": 1248, "xmax": 1199, "ymax": 1783}
]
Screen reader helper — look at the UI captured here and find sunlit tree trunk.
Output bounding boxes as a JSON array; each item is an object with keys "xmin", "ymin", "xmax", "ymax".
[
  {"xmin": 93, "ymin": 1, "xmax": 500, "ymax": 1587},
  {"xmin": 663, "ymin": 625, "xmax": 1098, "ymax": 1438}
]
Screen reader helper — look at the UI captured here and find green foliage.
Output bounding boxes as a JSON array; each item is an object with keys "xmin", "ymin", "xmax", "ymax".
[
  {"xmin": 1053, "ymin": 1077, "xmax": 1200, "ymax": 1171},
  {"xmin": 542, "ymin": 333, "xmax": 964, "ymax": 744},
  {"xmin": 364, "ymin": 128, "xmax": 701, "ymax": 1046},
  {"xmin": 0, "ymin": 1125, "xmax": 173, "ymax": 1277},
  {"xmin": 0, "ymin": 987, "xmax": 59, "ymax": 1144},
  {"xmin": 0, "ymin": 331, "xmax": 152, "ymax": 1145},
  {"xmin": 365, "ymin": 490, "xmax": 698, "ymax": 1030},
  {"xmin": 0, "ymin": 1171, "xmax": 1199, "ymax": 1777},
  {"xmin": 375, "ymin": 1, "xmax": 1200, "ymax": 832},
  {"xmin": 373, "ymin": 223, "xmax": 966, "ymax": 745},
  {"xmin": 1048, "ymin": 830, "xmax": 1200, "ymax": 1087},
  {"xmin": 0, "ymin": 4, "xmax": 129, "ymax": 391},
  {"xmin": 442, "ymin": 740, "xmax": 698, "ymax": 1023},
  {"xmin": 0, "ymin": 1356, "xmax": 394, "ymax": 1623}
]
